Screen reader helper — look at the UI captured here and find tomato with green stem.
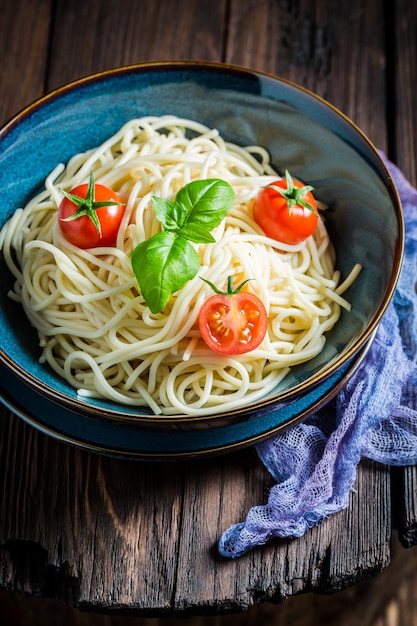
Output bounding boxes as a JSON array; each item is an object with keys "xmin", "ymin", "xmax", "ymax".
[
  {"xmin": 198, "ymin": 276, "xmax": 268, "ymax": 355},
  {"xmin": 58, "ymin": 172, "xmax": 124, "ymax": 248},
  {"xmin": 253, "ymin": 169, "xmax": 318, "ymax": 245}
]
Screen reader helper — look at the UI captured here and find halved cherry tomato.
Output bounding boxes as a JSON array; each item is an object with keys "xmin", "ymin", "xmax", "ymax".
[
  {"xmin": 198, "ymin": 277, "xmax": 268, "ymax": 355},
  {"xmin": 253, "ymin": 169, "xmax": 318, "ymax": 245},
  {"xmin": 58, "ymin": 172, "xmax": 124, "ymax": 248}
]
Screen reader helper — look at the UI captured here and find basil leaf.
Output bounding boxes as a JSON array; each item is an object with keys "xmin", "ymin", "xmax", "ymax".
[
  {"xmin": 178, "ymin": 223, "xmax": 216, "ymax": 244},
  {"xmin": 131, "ymin": 178, "xmax": 234, "ymax": 313},
  {"xmin": 152, "ymin": 196, "xmax": 183, "ymax": 231},
  {"xmin": 131, "ymin": 231, "xmax": 200, "ymax": 314},
  {"xmin": 152, "ymin": 179, "xmax": 234, "ymax": 240},
  {"xmin": 176, "ymin": 179, "xmax": 234, "ymax": 238}
]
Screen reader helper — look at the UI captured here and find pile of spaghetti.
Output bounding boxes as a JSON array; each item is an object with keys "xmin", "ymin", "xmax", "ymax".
[{"xmin": 0, "ymin": 115, "xmax": 360, "ymax": 416}]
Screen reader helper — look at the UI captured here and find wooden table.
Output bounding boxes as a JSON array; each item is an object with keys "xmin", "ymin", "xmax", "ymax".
[{"xmin": 1, "ymin": 0, "xmax": 416, "ymax": 618}]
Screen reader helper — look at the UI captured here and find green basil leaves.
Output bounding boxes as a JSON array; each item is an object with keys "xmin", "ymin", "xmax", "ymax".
[{"xmin": 131, "ymin": 179, "xmax": 235, "ymax": 314}]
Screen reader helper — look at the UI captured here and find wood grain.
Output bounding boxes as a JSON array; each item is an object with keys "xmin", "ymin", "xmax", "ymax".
[
  {"xmin": 392, "ymin": 0, "xmax": 417, "ymax": 185},
  {"xmin": 46, "ymin": 0, "xmax": 229, "ymax": 90},
  {"xmin": 0, "ymin": 0, "xmax": 52, "ymax": 124},
  {"xmin": 0, "ymin": 345, "xmax": 392, "ymax": 611},
  {"xmin": 392, "ymin": 0, "xmax": 417, "ymax": 549},
  {"xmin": 398, "ymin": 466, "xmax": 417, "ymax": 548},
  {"xmin": 0, "ymin": 0, "xmax": 415, "ymax": 617},
  {"xmin": 226, "ymin": 1, "xmax": 387, "ymax": 149}
]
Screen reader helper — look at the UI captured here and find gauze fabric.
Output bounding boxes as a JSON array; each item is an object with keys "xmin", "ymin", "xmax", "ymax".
[{"xmin": 219, "ymin": 155, "xmax": 417, "ymax": 558}]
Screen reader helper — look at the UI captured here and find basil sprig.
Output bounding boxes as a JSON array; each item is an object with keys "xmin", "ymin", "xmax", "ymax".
[{"xmin": 131, "ymin": 178, "xmax": 235, "ymax": 314}]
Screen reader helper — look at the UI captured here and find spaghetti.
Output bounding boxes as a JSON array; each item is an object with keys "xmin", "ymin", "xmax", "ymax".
[{"xmin": 0, "ymin": 115, "xmax": 361, "ymax": 416}]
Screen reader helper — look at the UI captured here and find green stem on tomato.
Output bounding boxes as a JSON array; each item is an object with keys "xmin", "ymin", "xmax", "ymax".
[
  {"xmin": 267, "ymin": 169, "xmax": 317, "ymax": 215},
  {"xmin": 60, "ymin": 171, "xmax": 122, "ymax": 236},
  {"xmin": 200, "ymin": 275, "xmax": 253, "ymax": 295}
]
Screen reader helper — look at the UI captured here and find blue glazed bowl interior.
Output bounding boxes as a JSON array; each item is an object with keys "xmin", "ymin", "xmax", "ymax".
[{"xmin": 0, "ymin": 62, "xmax": 403, "ymax": 426}]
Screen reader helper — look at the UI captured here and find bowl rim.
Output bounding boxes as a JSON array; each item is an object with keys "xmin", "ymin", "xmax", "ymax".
[
  {"xmin": 0, "ymin": 331, "xmax": 375, "ymax": 457},
  {"xmin": 0, "ymin": 60, "xmax": 405, "ymax": 425}
]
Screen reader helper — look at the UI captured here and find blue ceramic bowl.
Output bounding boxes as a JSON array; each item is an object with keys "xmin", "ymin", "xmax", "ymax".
[{"xmin": 0, "ymin": 62, "xmax": 403, "ymax": 436}]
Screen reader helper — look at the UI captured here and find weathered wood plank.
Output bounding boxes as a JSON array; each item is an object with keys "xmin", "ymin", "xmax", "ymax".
[
  {"xmin": 0, "ymin": 411, "xmax": 185, "ymax": 610},
  {"xmin": 173, "ymin": 459, "xmax": 390, "ymax": 613},
  {"xmin": 391, "ymin": 0, "xmax": 417, "ymax": 549},
  {"xmin": 46, "ymin": 0, "xmax": 229, "ymax": 90},
  {"xmin": 0, "ymin": 415, "xmax": 391, "ymax": 612},
  {"xmin": 226, "ymin": 0, "xmax": 388, "ymax": 150},
  {"xmin": 392, "ymin": 0, "xmax": 417, "ymax": 186},
  {"xmin": 0, "ymin": 0, "xmax": 52, "ymax": 125},
  {"xmin": 398, "ymin": 466, "xmax": 417, "ymax": 548},
  {"xmin": 1, "ymin": 532, "xmax": 417, "ymax": 624}
]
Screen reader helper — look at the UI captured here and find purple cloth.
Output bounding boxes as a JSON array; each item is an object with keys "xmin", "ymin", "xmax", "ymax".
[{"xmin": 219, "ymin": 155, "xmax": 417, "ymax": 558}]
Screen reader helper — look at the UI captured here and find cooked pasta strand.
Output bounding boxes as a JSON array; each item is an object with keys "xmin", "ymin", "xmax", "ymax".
[{"xmin": 0, "ymin": 115, "xmax": 361, "ymax": 416}]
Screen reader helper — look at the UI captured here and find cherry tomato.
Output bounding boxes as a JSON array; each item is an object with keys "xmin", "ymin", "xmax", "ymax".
[
  {"xmin": 253, "ymin": 169, "xmax": 318, "ymax": 245},
  {"xmin": 199, "ymin": 277, "xmax": 268, "ymax": 355},
  {"xmin": 58, "ymin": 172, "xmax": 124, "ymax": 248}
]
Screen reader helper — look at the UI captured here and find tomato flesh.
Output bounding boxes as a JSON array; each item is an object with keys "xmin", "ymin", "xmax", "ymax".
[
  {"xmin": 253, "ymin": 178, "xmax": 318, "ymax": 245},
  {"xmin": 199, "ymin": 292, "xmax": 268, "ymax": 355},
  {"xmin": 58, "ymin": 182, "xmax": 124, "ymax": 248}
]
